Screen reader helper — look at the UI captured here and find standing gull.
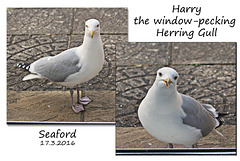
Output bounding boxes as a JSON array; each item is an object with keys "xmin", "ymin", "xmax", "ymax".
[
  {"xmin": 17, "ymin": 19, "xmax": 104, "ymax": 113},
  {"xmin": 138, "ymin": 67, "xmax": 225, "ymax": 148}
]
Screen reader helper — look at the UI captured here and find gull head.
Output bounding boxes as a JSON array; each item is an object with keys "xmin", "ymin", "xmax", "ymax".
[
  {"xmin": 155, "ymin": 67, "xmax": 179, "ymax": 90},
  {"xmin": 85, "ymin": 19, "xmax": 101, "ymax": 38}
]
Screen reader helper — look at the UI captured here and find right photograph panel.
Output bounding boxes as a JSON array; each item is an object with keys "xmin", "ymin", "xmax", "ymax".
[{"xmin": 115, "ymin": 42, "xmax": 236, "ymax": 154}]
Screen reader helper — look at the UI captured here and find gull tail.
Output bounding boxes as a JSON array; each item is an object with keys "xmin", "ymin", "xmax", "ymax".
[
  {"xmin": 17, "ymin": 62, "xmax": 43, "ymax": 81},
  {"xmin": 214, "ymin": 129, "xmax": 224, "ymax": 137},
  {"xmin": 17, "ymin": 63, "xmax": 31, "ymax": 71},
  {"xmin": 22, "ymin": 74, "xmax": 42, "ymax": 81}
]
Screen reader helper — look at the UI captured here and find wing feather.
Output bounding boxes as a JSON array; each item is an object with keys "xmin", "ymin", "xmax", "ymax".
[
  {"xmin": 30, "ymin": 47, "xmax": 81, "ymax": 82},
  {"xmin": 181, "ymin": 94, "xmax": 217, "ymax": 137}
]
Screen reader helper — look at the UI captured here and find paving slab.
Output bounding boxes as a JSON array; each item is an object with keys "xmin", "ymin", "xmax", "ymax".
[
  {"xmin": 7, "ymin": 90, "xmax": 80, "ymax": 122},
  {"xmin": 73, "ymin": 8, "xmax": 128, "ymax": 34},
  {"xmin": 7, "ymin": 90, "xmax": 115, "ymax": 123},
  {"xmin": 7, "ymin": 8, "xmax": 74, "ymax": 35},
  {"xmin": 7, "ymin": 35, "xmax": 69, "ymax": 60},
  {"xmin": 116, "ymin": 65, "xmax": 236, "ymax": 127},
  {"xmin": 83, "ymin": 91, "xmax": 115, "ymax": 122},
  {"xmin": 116, "ymin": 125, "xmax": 236, "ymax": 149},
  {"xmin": 116, "ymin": 42, "xmax": 169, "ymax": 66},
  {"xmin": 172, "ymin": 42, "xmax": 236, "ymax": 64}
]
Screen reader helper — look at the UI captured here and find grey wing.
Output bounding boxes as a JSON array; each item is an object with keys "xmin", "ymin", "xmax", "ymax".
[
  {"xmin": 181, "ymin": 94, "xmax": 217, "ymax": 137},
  {"xmin": 32, "ymin": 47, "xmax": 81, "ymax": 82}
]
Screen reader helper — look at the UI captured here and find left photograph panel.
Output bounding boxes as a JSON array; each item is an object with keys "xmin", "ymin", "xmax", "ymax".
[{"xmin": 7, "ymin": 8, "xmax": 128, "ymax": 124}]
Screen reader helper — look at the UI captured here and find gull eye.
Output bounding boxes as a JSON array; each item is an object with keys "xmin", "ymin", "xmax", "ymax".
[
  {"xmin": 97, "ymin": 24, "xmax": 99, "ymax": 27},
  {"xmin": 159, "ymin": 72, "xmax": 162, "ymax": 77},
  {"xmin": 85, "ymin": 25, "xmax": 89, "ymax": 28},
  {"xmin": 174, "ymin": 76, "xmax": 178, "ymax": 80}
]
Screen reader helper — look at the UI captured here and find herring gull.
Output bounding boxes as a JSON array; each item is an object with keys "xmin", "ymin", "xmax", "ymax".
[
  {"xmin": 138, "ymin": 67, "xmax": 227, "ymax": 148},
  {"xmin": 17, "ymin": 19, "xmax": 104, "ymax": 113}
]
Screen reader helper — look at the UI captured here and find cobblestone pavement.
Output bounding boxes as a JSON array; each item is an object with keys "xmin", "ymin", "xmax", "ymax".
[{"xmin": 7, "ymin": 8, "xmax": 128, "ymax": 123}]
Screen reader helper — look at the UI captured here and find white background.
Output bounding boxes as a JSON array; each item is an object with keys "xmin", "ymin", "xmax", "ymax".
[{"xmin": 1, "ymin": 0, "xmax": 239, "ymax": 160}]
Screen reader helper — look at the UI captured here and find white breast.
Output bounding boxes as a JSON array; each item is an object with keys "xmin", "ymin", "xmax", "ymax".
[
  {"xmin": 138, "ymin": 92, "xmax": 202, "ymax": 147},
  {"xmin": 60, "ymin": 37, "xmax": 104, "ymax": 88}
]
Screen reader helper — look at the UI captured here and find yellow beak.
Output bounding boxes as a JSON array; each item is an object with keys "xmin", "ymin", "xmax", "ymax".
[
  {"xmin": 90, "ymin": 30, "xmax": 95, "ymax": 38},
  {"xmin": 163, "ymin": 77, "xmax": 172, "ymax": 88}
]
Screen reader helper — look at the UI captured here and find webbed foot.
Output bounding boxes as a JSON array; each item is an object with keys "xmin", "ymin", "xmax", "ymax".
[
  {"xmin": 78, "ymin": 96, "xmax": 91, "ymax": 105},
  {"xmin": 72, "ymin": 104, "xmax": 85, "ymax": 113}
]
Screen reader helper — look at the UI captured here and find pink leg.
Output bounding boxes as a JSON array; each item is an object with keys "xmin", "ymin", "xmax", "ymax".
[
  {"xmin": 77, "ymin": 86, "xmax": 91, "ymax": 105},
  {"xmin": 70, "ymin": 89, "xmax": 84, "ymax": 113}
]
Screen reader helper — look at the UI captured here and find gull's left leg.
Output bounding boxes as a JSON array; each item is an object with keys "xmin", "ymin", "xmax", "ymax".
[
  {"xmin": 70, "ymin": 89, "xmax": 84, "ymax": 113},
  {"xmin": 192, "ymin": 144, "xmax": 198, "ymax": 148},
  {"xmin": 77, "ymin": 85, "xmax": 91, "ymax": 105},
  {"xmin": 168, "ymin": 143, "xmax": 173, "ymax": 148}
]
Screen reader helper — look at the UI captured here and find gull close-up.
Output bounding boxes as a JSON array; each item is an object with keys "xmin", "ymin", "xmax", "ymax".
[
  {"xmin": 17, "ymin": 19, "xmax": 105, "ymax": 113},
  {"xmin": 138, "ymin": 67, "xmax": 227, "ymax": 148}
]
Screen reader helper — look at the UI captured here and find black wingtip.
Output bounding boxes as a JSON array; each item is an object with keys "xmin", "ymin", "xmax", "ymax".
[
  {"xmin": 216, "ymin": 117, "xmax": 224, "ymax": 129},
  {"xmin": 17, "ymin": 63, "xmax": 30, "ymax": 71},
  {"xmin": 215, "ymin": 112, "xmax": 233, "ymax": 129}
]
